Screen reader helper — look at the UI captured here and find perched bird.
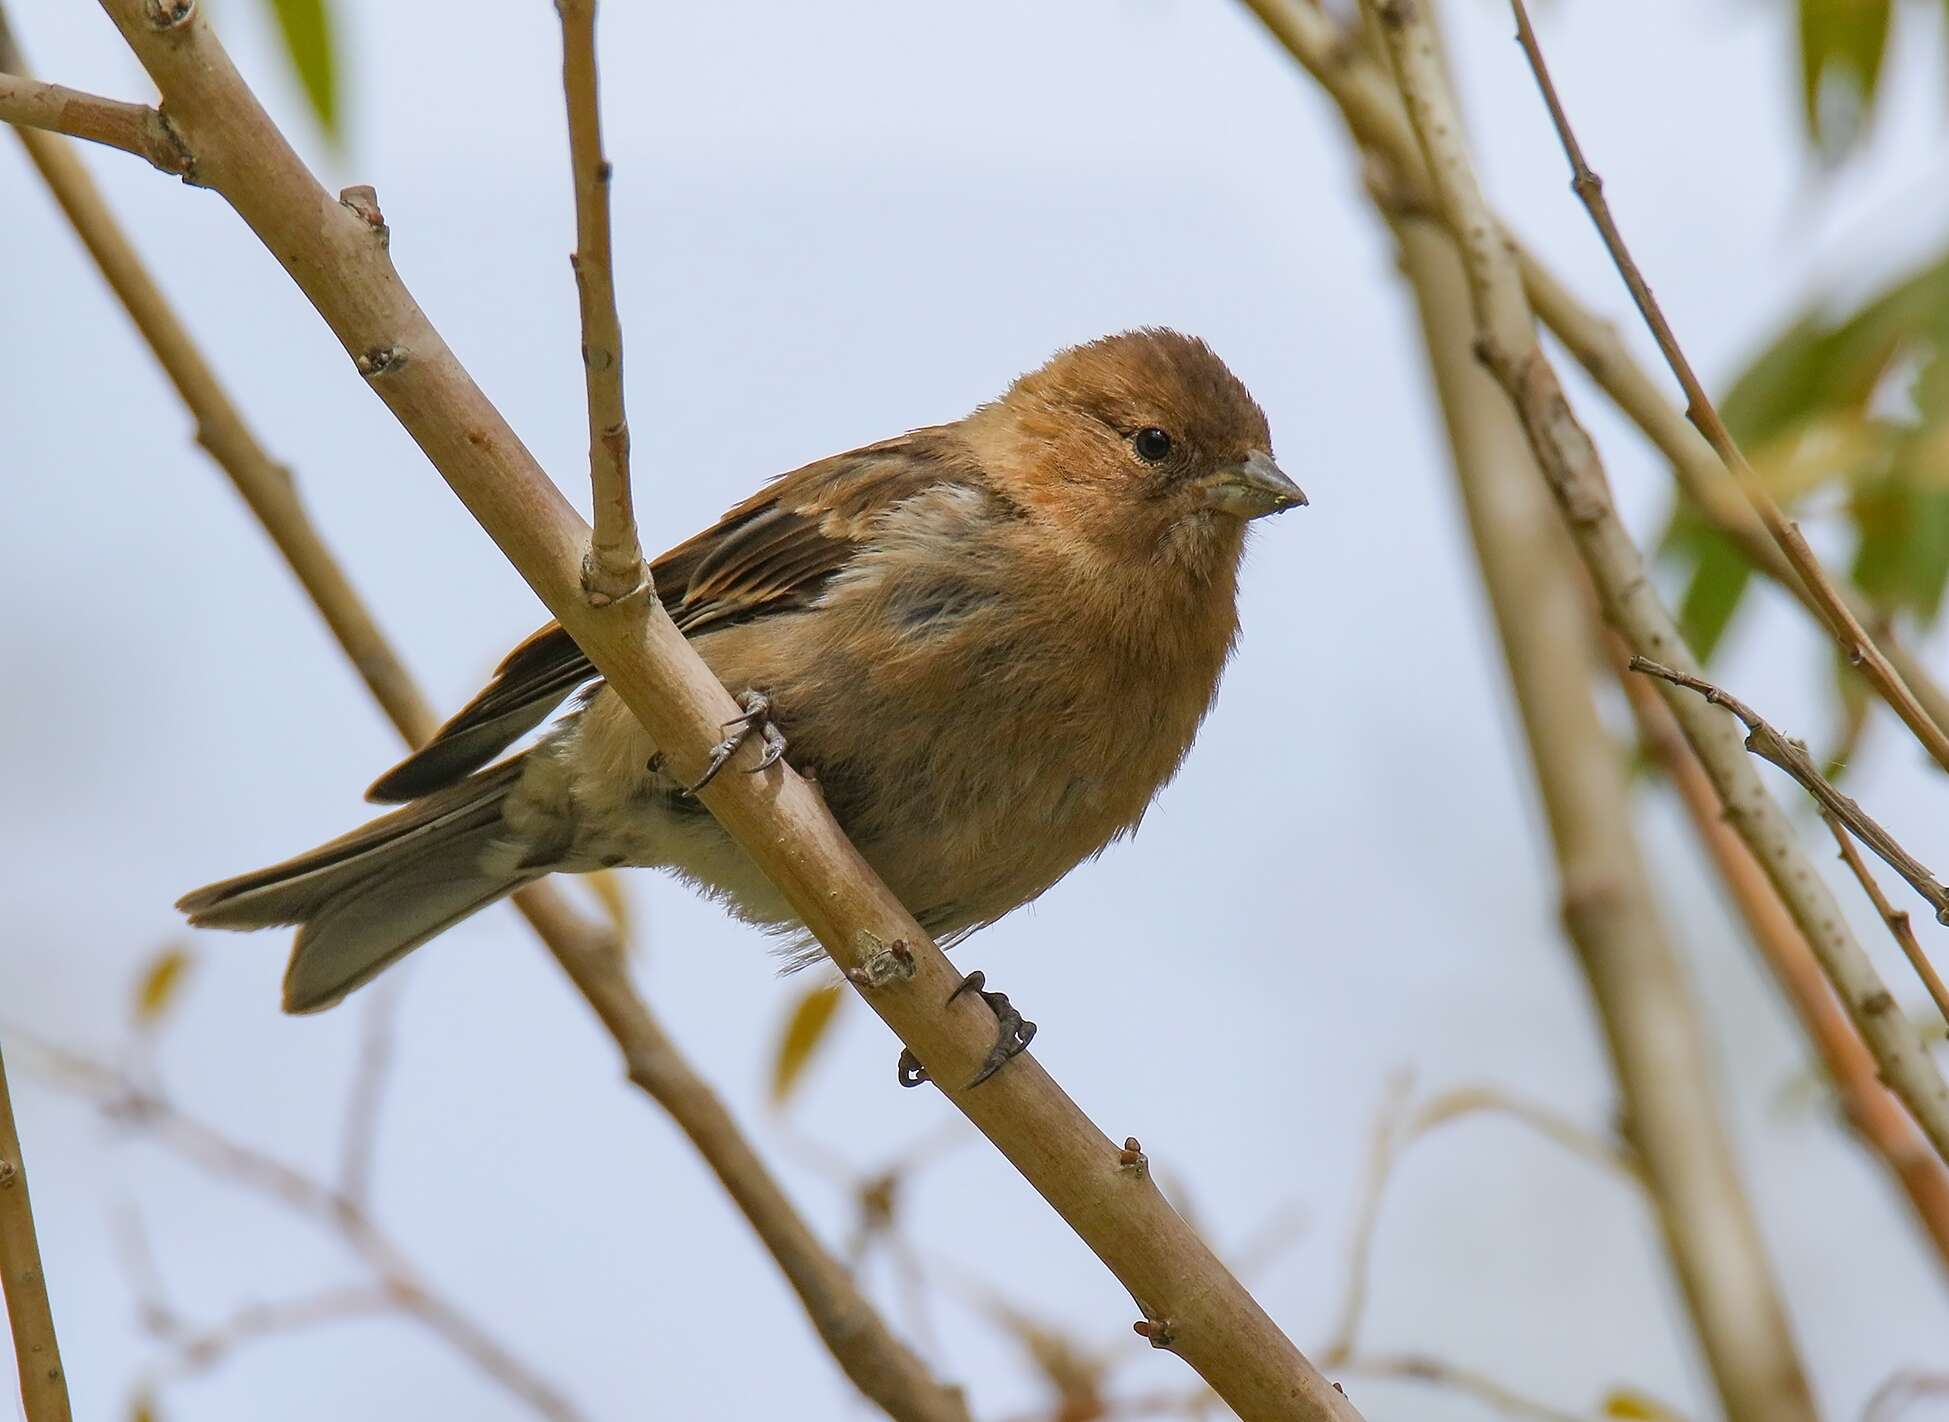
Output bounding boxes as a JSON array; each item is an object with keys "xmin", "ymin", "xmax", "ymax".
[{"xmin": 179, "ymin": 329, "xmax": 1306, "ymax": 1063}]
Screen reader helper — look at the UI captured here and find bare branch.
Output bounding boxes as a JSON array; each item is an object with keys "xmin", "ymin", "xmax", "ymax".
[
  {"xmin": 21, "ymin": 1037, "xmax": 584, "ymax": 1422},
  {"xmin": 1335, "ymin": 1353, "xmax": 1609, "ymax": 1422},
  {"xmin": 1614, "ymin": 648, "xmax": 1949, "ymax": 1273},
  {"xmin": 1380, "ymin": 137, "xmax": 1814, "ymax": 1422},
  {"xmin": 1823, "ymin": 817, "xmax": 1949, "ymax": 1029},
  {"xmin": 1362, "ymin": 0, "xmax": 1949, "ymax": 1176},
  {"xmin": 0, "ymin": 70, "xmax": 189, "ymax": 176},
  {"xmin": 1630, "ymin": 659, "xmax": 1949, "ymax": 936},
  {"xmin": 3, "ymin": 35, "xmax": 966, "ymax": 1418},
  {"xmin": 1506, "ymin": 0, "xmax": 1949, "ymax": 776},
  {"xmin": 44, "ymin": 3, "xmax": 1354, "ymax": 1414},
  {"xmin": 0, "ymin": 1040, "xmax": 70, "ymax": 1422},
  {"xmin": 1231, "ymin": 0, "xmax": 1949, "ymax": 745},
  {"xmin": 555, "ymin": 0, "xmax": 643, "ymax": 605}
]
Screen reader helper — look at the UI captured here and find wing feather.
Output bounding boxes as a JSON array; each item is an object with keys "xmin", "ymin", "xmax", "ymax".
[{"xmin": 364, "ymin": 429, "xmax": 971, "ymax": 802}]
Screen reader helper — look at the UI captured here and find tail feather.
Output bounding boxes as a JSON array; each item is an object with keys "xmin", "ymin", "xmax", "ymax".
[{"xmin": 177, "ymin": 758, "xmax": 538, "ymax": 1014}]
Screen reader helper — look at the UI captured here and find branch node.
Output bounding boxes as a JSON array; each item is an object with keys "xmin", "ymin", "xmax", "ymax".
[
  {"xmin": 1133, "ymin": 1316, "xmax": 1177, "ymax": 1349},
  {"xmin": 354, "ymin": 345, "xmax": 407, "ymax": 379},
  {"xmin": 1117, "ymin": 1137, "xmax": 1148, "ymax": 1173},
  {"xmin": 847, "ymin": 932, "xmax": 916, "ymax": 988},
  {"xmin": 338, "ymin": 184, "xmax": 389, "ymax": 245},
  {"xmin": 143, "ymin": 0, "xmax": 195, "ymax": 30}
]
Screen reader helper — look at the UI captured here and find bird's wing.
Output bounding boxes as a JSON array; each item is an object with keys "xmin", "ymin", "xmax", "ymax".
[{"xmin": 364, "ymin": 428, "xmax": 968, "ymax": 802}]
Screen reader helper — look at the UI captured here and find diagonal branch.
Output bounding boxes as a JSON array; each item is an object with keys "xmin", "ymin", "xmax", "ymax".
[
  {"xmin": 555, "ymin": 0, "xmax": 643, "ymax": 606},
  {"xmin": 1361, "ymin": 0, "xmax": 1949, "ymax": 1169},
  {"xmin": 1614, "ymin": 647, "xmax": 1949, "ymax": 1274},
  {"xmin": 1, "ymin": 20, "xmax": 962, "ymax": 1420},
  {"xmin": 1506, "ymin": 0, "xmax": 1949, "ymax": 777},
  {"xmin": 13, "ymin": 3, "xmax": 1356, "ymax": 1416},
  {"xmin": 1629, "ymin": 659, "xmax": 1949, "ymax": 939},
  {"xmin": 1231, "ymin": 0, "xmax": 1949, "ymax": 745},
  {"xmin": 0, "ymin": 1040, "xmax": 70, "ymax": 1422},
  {"xmin": 1382, "ymin": 180, "xmax": 1816, "ymax": 1422},
  {"xmin": 1823, "ymin": 817, "xmax": 1949, "ymax": 1030}
]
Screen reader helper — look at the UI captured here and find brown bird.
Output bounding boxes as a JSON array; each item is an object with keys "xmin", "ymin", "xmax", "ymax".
[{"xmin": 179, "ymin": 329, "xmax": 1305, "ymax": 1073}]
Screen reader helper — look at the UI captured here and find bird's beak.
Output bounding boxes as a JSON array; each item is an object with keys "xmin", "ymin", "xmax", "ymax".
[{"xmin": 1202, "ymin": 450, "xmax": 1308, "ymax": 520}]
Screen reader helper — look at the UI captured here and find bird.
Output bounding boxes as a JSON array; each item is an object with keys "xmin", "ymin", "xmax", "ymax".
[{"xmin": 178, "ymin": 328, "xmax": 1306, "ymax": 1080}]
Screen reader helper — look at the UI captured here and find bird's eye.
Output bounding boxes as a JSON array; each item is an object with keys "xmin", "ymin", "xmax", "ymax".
[{"xmin": 1132, "ymin": 427, "xmax": 1174, "ymax": 463}]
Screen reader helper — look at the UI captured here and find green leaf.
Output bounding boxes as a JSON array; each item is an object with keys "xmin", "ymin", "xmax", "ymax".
[
  {"xmin": 1798, "ymin": 0, "xmax": 1894, "ymax": 157},
  {"xmin": 1658, "ymin": 504, "xmax": 1754, "ymax": 663},
  {"xmin": 769, "ymin": 983, "xmax": 844, "ymax": 1106},
  {"xmin": 263, "ymin": 0, "xmax": 339, "ymax": 138},
  {"xmin": 1851, "ymin": 476, "xmax": 1949, "ymax": 621}
]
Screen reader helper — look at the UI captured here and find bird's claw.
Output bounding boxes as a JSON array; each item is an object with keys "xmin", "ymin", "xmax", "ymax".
[
  {"xmin": 896, "ymin": 969, "xmax": 1038, "ymax": 1091},
  {"xmin": 687, "ymin": 689, "xmax": 787, "ymax": 793}
]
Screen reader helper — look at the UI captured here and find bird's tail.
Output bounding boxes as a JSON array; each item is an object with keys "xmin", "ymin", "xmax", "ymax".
[{"xmin": 177, "ymin": 757, "xmax": 540, "ymax": 1014}]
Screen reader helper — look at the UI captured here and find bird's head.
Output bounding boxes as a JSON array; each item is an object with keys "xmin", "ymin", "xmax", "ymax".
[{"xmin": 966, "ymin": 328, "xmax": 1304, "ymax": 573}]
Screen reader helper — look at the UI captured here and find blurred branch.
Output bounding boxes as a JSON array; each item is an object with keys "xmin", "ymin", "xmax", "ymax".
[
  {"xmin": 555, "ymin": 0, "xmax": 644, "ymax": 606},
  {"xmin": 1232, "ymin": 0, "xmax": 1949, "ymax": 741},
  {"xmin": 1631, "ymin": 658, "xmax": 1949, "ymax": 950},
  {"xmin": 1823, "ymin": 816, "xmax": 1949, "ymax": 1029},
  {"xmin": 0, "ymin": 1040, "xmax": 70, "ymax": 1422},
  {"xmin": 1, "ymin": 17, "xmax": 963, "ymax": 1420},
  {"xmin": 1380, "ymin": 146, "xmax": 1817, "ymax": 1422},
  {"xmin": 19, "ymin": 1033, "xmax": 582, "ymax": 1421},
  {"xmin": 1334, "ymin": 1354, "xmax": 1595, "ymax": 1422},
  {"xmin": 1863, "ymin": 1371, "xmax": 1949, "ymax": 1422},
  {"xmin": 1509, "ymin": 0, "xmax": 1949, "ymax": 778},
  {"xmin": 1365, "ymin": 0, "xmax": 1949, "ymax": 1173},
  {"xmin": 9, "ymin": 4, "xmax": 1356, "ymax": 1416},
  {"xmin": 1614, "ymin": 644, "xmax": 1949, "ymax": 1276}
]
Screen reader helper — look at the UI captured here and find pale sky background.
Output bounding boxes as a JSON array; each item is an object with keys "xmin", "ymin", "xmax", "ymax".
[{"xmin": 6, "ymin": 1, "xmax": 1949, "ymax": 1419}]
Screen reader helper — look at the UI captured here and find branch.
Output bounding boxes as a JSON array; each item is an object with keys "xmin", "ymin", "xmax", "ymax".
[
  {"xmin": 1824, "ymin": 816, "xmax": 1949, "ymax": 1029},
  {"xmin": 19, "ymin": 1036, "xmax": 583, "ymax": 1422},
  {"xmin": 1381, "ymin": 170, "xmax": 1816, "ymax": 1422},
  {"xmin": 555, "ymin": 0, "xmax": 643, "ymax": 605},
  {"xmin": 1, "ymin": 30, "xmax": 964, "ymax": 1420},
  {"xmin": 1364, "ymin": 0, "xmax": 1949, "ymax": 1166},
  {"xmin": 0, "ymin": 1040, "xmax": 70, "ymax": 1422},
  {"xmin": 1231, "ymin": 0, "xmax": 1949, "ymax": 747},
  {"xmin": 1506, "ymin": 0, "xmax": 1949, "ymax": 776},
  {"xmin": 1611, "ymin": 654, "xmax": 1949, "ymax": 1273},
  {"xmin": 0, "ymin": 70, "xmax": 189, "ymax": 175},
  {"xmin": 1629, "ymin": 659, "xmax": 1949, "ymax": 940},
  {"xmin": 19, "ymin": 5, "xmax": 1353, "ymax": 1416}
]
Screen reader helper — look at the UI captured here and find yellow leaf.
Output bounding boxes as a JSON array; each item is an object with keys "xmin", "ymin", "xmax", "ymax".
[
  {"xmin": 1603, "ymin": 1386, "xmax": 1680, "ymax": 1419},
  {"xmin": 133, "ymin": 946, "xmax": 195, "ymax": 1026},
  {"xmin": 769, "ymin": 983, "xmax": 844, "ymax": 1106},
  {"xmin": 584, "ymin": 869, "xmax": 635, "ymax": 955}
]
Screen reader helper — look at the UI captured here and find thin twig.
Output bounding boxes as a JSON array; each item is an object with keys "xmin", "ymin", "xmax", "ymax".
[
  {"xmin": 1334, "ymin": 1353, "xmax": 1606, "ymax": 1422},
  {"xmin": 36, "ymin": 4, "xmax": 1354, "ymax": 1415},
  {"xmin": 1822, "ymin": 815, "xmax": 1949, "ymax": 1029},
  {"xmin": 1613, "ymin": 644, "xmax": 1949, "ymax": 1275},
  {"xmin": 1365, "ymin": 0, "xmax": 1949, "ymax": 1174},
  {"xmin": 1231, "ymin": 0, "xmax": 1949, "ymax": 742},
  {"xmin": 1863, "ymin": 1371, "xmax": 1949, "ymax": 1422},
  {"xmin": 0, "ymin": 1040, "xmax": 70, "ymax": 1422},
  {"xmin": 556, "ymin": 0, "xmax": 643, "ymax": 606},
  {"xmin": 1507, "ymin": 0, "xmax": 1949, "ymax": 777},
  {"xmin": 1630, "ymin": 659, "xmax": 1949, "ymax": 930},
  {"xmin": 3, "ymin": 21, "xmax": 967, "ymax": 1418},
  {"xmin": 0, "ymin": 70, "xmax": 189, "ymax": 175},
  {"xmin": 19, "ymin": 1036, "xmax": 585, "ymax": 1422},
  {"xmin": 1382, "ymin": 167, "xmax": 1808, "ymax": 1422}
]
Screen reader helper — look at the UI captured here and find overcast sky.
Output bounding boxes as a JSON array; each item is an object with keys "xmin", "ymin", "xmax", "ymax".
[{"xmin": 6, "ymin": 1, "xmax": 1949, "ymax": 1419}]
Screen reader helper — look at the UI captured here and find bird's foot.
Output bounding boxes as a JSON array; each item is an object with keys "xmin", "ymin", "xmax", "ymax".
[
  {"xmin": 897, "ymin": 970, "xmax": 1037, "ymax": 1090},
  {"xmin": 688, "ymin": 689, "xmax": 788, "ymax": 793}
]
